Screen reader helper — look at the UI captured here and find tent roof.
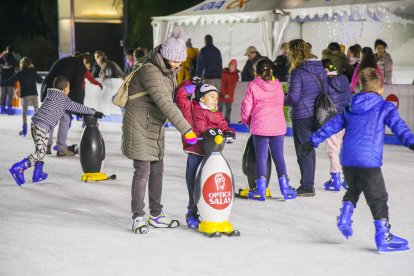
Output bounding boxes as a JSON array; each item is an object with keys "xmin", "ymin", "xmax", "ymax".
[{"xmin": 152, "ymin": 0, "xmax": 414, "ymax": 25}]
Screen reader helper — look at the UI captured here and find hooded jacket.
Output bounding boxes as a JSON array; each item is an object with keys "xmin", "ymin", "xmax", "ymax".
[
  {"xmin": 220, "ymin": 68, "xmax": 239, "ymax": 103},
  {"xmin": 285, "ymin": 60, "xmax": 328, "ymax": 120},
  {"xmin": 122, "ymin": 45, "xmax": 192, "ymax": 161},
  {"xmin": 175, "ymin": 80, "xmax": 234, "ymax": 156},
  {"xmin": 309, "ymin": 92, "xmax": 414, "ymax": 168},
  {"xmin": 196, "ymin": 42, "xmax": 222, "ymax": 79},
  {"xmin": 322, "ymin": 49, "xmax": 353, "ymax": 77},
  {"xmin": 241, "ymin": 77, "xmax": 286, "ymax": 136},
  {"xmin": 327, "ymin": 74, "xmax": 352, "ymax": 113}
]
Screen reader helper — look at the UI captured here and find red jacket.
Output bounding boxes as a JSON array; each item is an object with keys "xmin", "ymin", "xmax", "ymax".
[
  {"xmin": 82, "ymin": 70, "xmax": 102, "ymax": 90},
  {"xmin": 220, "ymin": 68, "xmax": 238, "ymax": 103},
  {"xmin": 175, "ymin": 80, "xmax": 235, "ymax": 155}
]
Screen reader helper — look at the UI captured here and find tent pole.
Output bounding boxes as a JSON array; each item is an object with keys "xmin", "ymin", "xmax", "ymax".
[{"xmin": 299, "ymin": 22, "xmax": 304, "ymax": 39}]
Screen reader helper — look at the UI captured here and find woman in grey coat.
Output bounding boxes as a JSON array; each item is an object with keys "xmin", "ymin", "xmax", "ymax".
[
  {"xmin": 122, "ymin": 28, "xmax": 197, "ymax": 234},
  {"xmin": 375, "ymin": 39, "xmax": 393, "ymax": 84}
]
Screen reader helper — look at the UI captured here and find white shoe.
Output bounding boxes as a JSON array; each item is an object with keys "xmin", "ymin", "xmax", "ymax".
[
  {"xmin": 132, "ymin": 216, "xmax": 149, "ymax": 234},
  {"xmin": 148, "ymin": 212, "xmax": 180, "ymax": 228}
]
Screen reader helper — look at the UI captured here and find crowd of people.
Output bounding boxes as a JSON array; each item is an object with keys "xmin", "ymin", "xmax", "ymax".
[{"xmin": 2, "ymin": 26, "xmax": 413, "ymax": 253}]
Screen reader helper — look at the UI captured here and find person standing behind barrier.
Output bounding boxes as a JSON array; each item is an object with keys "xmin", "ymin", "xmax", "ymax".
[
  {"xmin": 196, "ymin": 35, "xmax": 222, "ymax": 90},
  {"xmin": 285, "ymin": 39, "xmax": 328, "ymax": 197},
  {"xmin": 321, "ymin": 59, "xmax": 352, "ymax": 191},
  {"xmin": 219, "ymin": 59, "xmax": 238, "ymax": 123},
  {"xmin": 273, "ymin": 43, "xmax": 290, "ymax": 82},
  {"xmin": 1, "ymin": 57, "xmax": 43, "ymax": 137},
  {"xmin": 132, "ymin": 48, "xmax": 146, "ymax": 70},
  {"xmin": 177, "ymin": 39, "xmax": 199, "ymax": 85},
  {"xmin": 375, "ymin": 39, "xmax": 393, "ymax": 84},
  {"xmin": 350, "ymin": 47, "xmax": 384, "ymax": 93},
  {"xmin": 97, "ymin": 56, "xmax": 124, "ymax": 81},
  {"xmin": 92, "ymin": 50, "xmax": 105, "ymax": 78},
  {"xmin": 41, "ymin": 53, "xmax": 90, "ymax": 156},
  {"xmin": 347, "ymin": 45, "xmax": 361, "ymax": 81},
  {"xmin": 122, "ymin": 27, "xmax": 197, "ymax": 234},
  {"xmin": 0, "ymin": 45, "xmax": 18, "ymax": 115}
]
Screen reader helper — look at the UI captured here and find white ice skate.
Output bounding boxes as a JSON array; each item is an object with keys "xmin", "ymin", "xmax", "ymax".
[
  {"xmin": 132, "ymin": 217, "xmax": 149, "ymax": 234},
  {"xmin": 148, "ymin": 212, "xmax": 180, "ymax": 228}
]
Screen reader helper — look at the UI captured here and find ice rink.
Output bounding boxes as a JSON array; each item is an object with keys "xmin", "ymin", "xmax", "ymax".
[{"xmin": 1, "ymin": 116, "xmax": 413, "ymax": 276}]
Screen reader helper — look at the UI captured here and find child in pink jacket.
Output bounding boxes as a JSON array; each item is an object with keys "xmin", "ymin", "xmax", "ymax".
[{"xmin": 241, "ymin": 59, "xmax": 296, "ymax": 201}]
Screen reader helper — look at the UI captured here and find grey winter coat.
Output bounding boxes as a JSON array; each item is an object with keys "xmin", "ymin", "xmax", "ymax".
[
  {"xmin": 122, "ymin": 46, "xmax": 192, "ymax": 161},
  {"xmin": 375, "ymin": 52, "xmax": 393, "ymax": 84}
]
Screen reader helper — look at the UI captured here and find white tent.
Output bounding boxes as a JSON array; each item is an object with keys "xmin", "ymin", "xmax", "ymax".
[{"xmin": 152, "ymin": 0, "xmax": 414, "ymax": 83}]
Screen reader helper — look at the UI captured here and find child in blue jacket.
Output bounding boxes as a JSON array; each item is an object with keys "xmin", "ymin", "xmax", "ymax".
[{"xmin": 301, "ymin": 67, "xmax": 414, "ymax": 253}]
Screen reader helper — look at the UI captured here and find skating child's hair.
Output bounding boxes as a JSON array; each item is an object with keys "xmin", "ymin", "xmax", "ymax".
[
  {"xmin": 19, "ymin": 57, "xmax": 34, "ymax": 71},
  {"xmin": 255, "ymin": 59, "xmax": 273, "ymax": 81},
  {"xmin": 53, "ymin": 76, "xmax": 69, "ymax": 91},
  {"xmin": 359, "ymin": 67, "xmax": 382, "ymax": 92},
  {"xmin": 359, "ymin": 47, "xmax": 377, "ymax": 71}
]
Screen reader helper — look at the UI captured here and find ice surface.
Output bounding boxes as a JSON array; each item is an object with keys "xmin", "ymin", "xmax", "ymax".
[{"xmin": 0, "ymin": 116, "xmax": 413, "ymax": 276}]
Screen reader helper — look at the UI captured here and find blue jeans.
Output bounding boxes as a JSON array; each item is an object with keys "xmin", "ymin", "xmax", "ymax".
[
  {"xmin": 253, "ymin": 135, "xmax": 287, "ymax": 178},
  {"xmin": 186, "ymin": 153, "xmax": 204, "ymax": 213}
]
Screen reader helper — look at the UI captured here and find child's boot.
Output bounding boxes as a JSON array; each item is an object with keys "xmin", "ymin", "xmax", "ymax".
[
  {"xmin": 248, "ymin": 177, "xmax": 267, "ymax": 201},
  {"xmin": 32, "ymin": 161, "xmax": 48, "ymax": 183},
  {"xmin": 185, "ymin": 211, "xmax": 200, "ymax": 230},
  {"xmin": 19, "ymin": 123, "xmax": 28, "ymax": 137},
  {"xmin": 337, "ymin": 201, "xmax": 354, "ymax": 239},
  {"xmin": 9, "ymin": 158, "xmax": 31, "ymax": 186},
  {"xmin": 324, "ymin": 172, "xmax": 342, "ymax": 191},
  {"xmin": 374, "ymin": 219, "xmax": 409, "ymax": 253},
  {"xmin": 278, "ymin": 175, "xmax": 296, "ymax": 200}
]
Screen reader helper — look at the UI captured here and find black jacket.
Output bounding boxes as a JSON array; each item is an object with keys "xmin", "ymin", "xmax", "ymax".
[
  {"xmin": 41, "ymin": 56, "xmax": 86, "ymax": 104},
  {"xmin": 273, "ymin": 55, "xmax": 289, "ymax": 82},
  {"xmin": 0, "ymin": 53, "xmax": 18, "ymax": 85},
  {"xmin": 241, "ymin": 52, "xmax": 270, "ymax": 82},
  {"xmin": 196, "ymin": 43, "xmax": 223, "ymax": 79},
  {"xmin": 1, "ymin": 68, "xmax": 43, "ymax": 97}
]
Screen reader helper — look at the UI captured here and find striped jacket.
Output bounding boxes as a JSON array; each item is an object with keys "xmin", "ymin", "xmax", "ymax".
[{"xmin": 32, "ymin": 88, "xmax": 95, "ymax": 131}]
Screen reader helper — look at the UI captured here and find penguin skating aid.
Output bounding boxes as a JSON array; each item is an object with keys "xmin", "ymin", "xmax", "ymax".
[
  {"xmin": 194, "ymin": 128, "xmax": 239, "ymax": 238},
  {"xmin": 79, "ymin": 115, "xmax": 116, "ymax": 182}
]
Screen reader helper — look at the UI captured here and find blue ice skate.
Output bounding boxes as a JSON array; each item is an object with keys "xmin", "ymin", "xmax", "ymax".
[
  {"xmin": 32, "ymin": 161, "xmax": 48, "ymax": 183},
  {"xmin": 374, "ymin": 219, "xmax": 409, "ymax": 253},
  {"xmin": 248, "ymin": 177, "xmax": 267, "ymax": 201},
  {"xmin": 186, "ymin": 211, "xmax": 200, "ymax": 229},
  {"xmin": 9, "ymin": 158, "xmax": 31, "ymax": 186},
  {"xmin": 324, "ymin": 172, "xmax": 343, "ymax": 191},
  {"xmin": 337, "ymin": 201, "xmax": 354, "ymax": 239},
  {"xmin": 278, "ymin": 175, "xmax": 296, "ymax": 200},
  {"xmin": 19, "ymin": 123, "xmax": 28, "ymax": 137}
]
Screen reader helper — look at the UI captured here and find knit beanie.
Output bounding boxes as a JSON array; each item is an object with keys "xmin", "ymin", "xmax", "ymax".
[
  {"xmin": 196, "ymin": 84, "xmax": 219, "ymax": 101},
  {"xmin": 229, "ymin": 59, "xmax": 237, "ymax": 67},
  {"xmin": 161, "ymin": 27, "xmax": 187, "ymax": 62}
]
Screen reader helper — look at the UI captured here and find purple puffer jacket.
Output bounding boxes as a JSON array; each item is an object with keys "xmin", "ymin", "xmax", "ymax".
[{"xmin": 285, "ymin": 60, "xmax": 327, "ymax": 120}]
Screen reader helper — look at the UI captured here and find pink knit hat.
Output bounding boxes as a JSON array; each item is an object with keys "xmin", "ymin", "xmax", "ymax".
[
  {"xmin": 229, "ymin": 59, "xmax": 237, "ymax": 67},
  {"xmin": 161, "ymin": 27, "xmax": 187, "ymax": 62}
]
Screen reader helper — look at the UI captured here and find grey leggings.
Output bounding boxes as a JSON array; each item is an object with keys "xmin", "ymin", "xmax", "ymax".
[
  {"xmin": 131, "ymin": 159, "xmax": 164, "ymax": 218},
  {"xmin": 28, "ymin": 123, "xmax": 49, "ymax": 166},
  {"xmin": 22, "ymin": 96, "xmax": 39, "ymax": 124}
]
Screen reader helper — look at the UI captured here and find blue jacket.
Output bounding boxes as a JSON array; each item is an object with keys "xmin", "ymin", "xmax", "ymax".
[
  {"xmin": 327, "ymin": 74, "xmax": 352, "ymax": 113},
  {"xmin": 310, "ymin": 92, "xmax": 414, "ymax": 168},
  {"xmin": 196, "ymin": 43, "xmax": 222, "ymax": 79},
  {"xmin": 285, "ymin": 60, "xmax": 327, "ymax": 120}
]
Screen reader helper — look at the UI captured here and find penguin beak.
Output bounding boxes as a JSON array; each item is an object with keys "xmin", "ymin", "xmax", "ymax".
[{"xmin": 215, "ymin": 135, "xmax": 223, "ymax": 145}]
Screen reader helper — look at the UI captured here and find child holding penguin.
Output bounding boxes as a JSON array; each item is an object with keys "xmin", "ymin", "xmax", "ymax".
[{"xmin": 175, "ymin": 76, "xmax": 236, "ymax": 229}]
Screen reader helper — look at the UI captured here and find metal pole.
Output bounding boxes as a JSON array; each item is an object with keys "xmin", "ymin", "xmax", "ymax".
[
  {"xmin": 122, "ymin": 0, "xmax": 128, "ymax": 69},
  {"xmin": 70, "ymin": 0, "xmax": 76, "ymax": 55}
]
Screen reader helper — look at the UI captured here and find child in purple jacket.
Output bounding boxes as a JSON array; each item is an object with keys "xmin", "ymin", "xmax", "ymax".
[{"xmin": 241, "ymin": 59, "xmax": 296, "ymax": 201}]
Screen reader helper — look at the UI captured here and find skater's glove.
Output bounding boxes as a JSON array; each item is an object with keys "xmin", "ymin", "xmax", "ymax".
[
  {"xmin": 94, "ymin": 111, "xmax": 104, "ymax": 119},
  {"xmin": 184, "ymin": 76, "xmax": 202, "ymax": 94},
  {"xmin": 191, "ymin": 76, "xmax": 202, "ymax": 85},
  {"xmin": 184, "ymin": 130, "xmax": 197, "ymax": 145},
  {"xmin": 224, "ymin": 131, "xmax": 236, "ymax": 144},
  {"xmin": 300, "ymin": 141, "xmax": 314, "ymax": 156},
  {"xmin": 409, "ymin": 144, "xmax": 414, "ymax": 151}
]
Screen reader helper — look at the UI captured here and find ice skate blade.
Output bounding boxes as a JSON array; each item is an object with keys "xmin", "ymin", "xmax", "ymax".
[
  {"xmin": 9, "ymin": 169, "xmax": 24, "ymax": 187},
  {"xmin": 133, "ymin": 226, "xmax": 149, "ymax": 235},
  {"xmin": 202, "ymin": 232, "xmax": 222, "ymax": 238},
  {"xmin": 223, "ymin": 230, "xmax": 240, "ymax": 237},
  {"xmin": 377, "ymin": 246, "xmax": 409, "ymax": 254}
]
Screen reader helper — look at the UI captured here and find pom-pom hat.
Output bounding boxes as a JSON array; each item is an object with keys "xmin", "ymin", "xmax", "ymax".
[
  {"xmin": 161, "ymin": 27, "xmax": 187, "ymax": 62},
  {"xmin": 196, "ymin": 84, "xmax": 219, "ymax": 101}
]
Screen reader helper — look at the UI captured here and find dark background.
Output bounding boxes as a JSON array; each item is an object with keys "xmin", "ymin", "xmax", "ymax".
[{"xmin": 0, "ymin": 0, "xmax": 203, "ymax": 71}]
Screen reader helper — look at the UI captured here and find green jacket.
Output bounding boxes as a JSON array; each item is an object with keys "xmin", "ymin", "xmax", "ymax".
[
  {"xmin": 322, "ymin": 49, "xmax": 353, "ymax": 77},
  {"xmin": 122, "ymin": 45, "xmax": 191, "ymax": 161}
]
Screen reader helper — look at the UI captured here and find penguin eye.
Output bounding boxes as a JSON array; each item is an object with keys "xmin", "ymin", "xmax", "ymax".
[
  {"xmin": 218, "ymin": 129, "xmax": 222, "ymax": 135},
  {"xmin": 209, "ymin": 129, "xmax": 216, "ymax": 136}
]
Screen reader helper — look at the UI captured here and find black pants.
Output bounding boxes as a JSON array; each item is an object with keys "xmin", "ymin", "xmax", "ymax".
[
  {"xmin": 292, "ymin": 116, "xmax": 319, "ymax": 187},
  {"xmin": 186, "ymin": 153, "xmax": 204, "ymax": 213},
  {"xmin": 343, "ymin": 167, "xmax": 389, "ymax": 220}
]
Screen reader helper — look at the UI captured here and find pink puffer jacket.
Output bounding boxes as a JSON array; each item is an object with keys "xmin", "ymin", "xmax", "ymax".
[{"xmin": 241, "ymin": 77, "xmax": 286, "ymax": 136}]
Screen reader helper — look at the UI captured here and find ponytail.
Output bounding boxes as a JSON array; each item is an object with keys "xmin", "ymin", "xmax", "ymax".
[{"xmin": 255, "ymin": 59, "xmax": 273, "ymax": 81}]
